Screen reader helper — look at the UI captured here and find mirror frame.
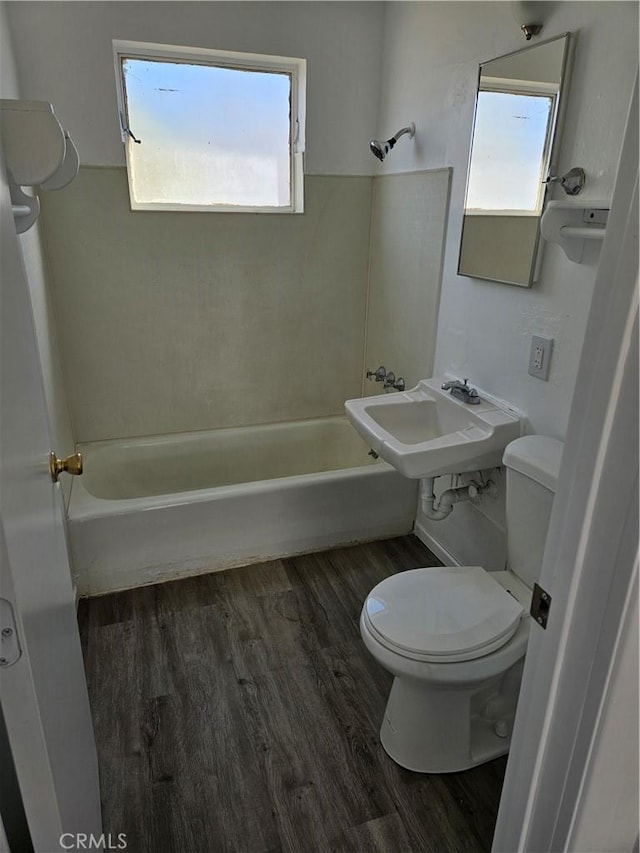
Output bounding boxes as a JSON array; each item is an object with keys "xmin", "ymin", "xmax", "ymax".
[{"xmin": 458, "ymin": 32, "xmax": 574, "ymax": 287}]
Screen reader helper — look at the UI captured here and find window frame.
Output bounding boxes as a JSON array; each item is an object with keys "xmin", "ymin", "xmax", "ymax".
[{"xmin": 113, "ymin": 39, "xmax": 306, "ymax": 213}]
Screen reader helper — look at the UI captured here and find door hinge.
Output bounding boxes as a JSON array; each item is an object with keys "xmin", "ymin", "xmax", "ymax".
[
  {"xmin": 531, "ymin": 583, "xmax": 552, "ymax": 629},
  {"xmin": 0, "ymin": 599, "xmax": 21, "ymax": 667}
]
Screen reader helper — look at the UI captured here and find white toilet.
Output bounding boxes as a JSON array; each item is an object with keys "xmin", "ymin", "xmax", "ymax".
[{"xmin": 360, "ymin": 435, "xmax": 563, "ymax": 773}]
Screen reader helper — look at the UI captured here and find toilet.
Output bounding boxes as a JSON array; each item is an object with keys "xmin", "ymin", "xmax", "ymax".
[{"xmin": 360, "ymin": 435, "xmax": 563, "ymax": 773}]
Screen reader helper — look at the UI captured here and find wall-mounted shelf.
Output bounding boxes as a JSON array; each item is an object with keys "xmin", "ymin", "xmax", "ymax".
[
  {"xmin": 541, "ymin": 200, "xmax": 610, "ymax": 263},
  {"xmin": 0, "ymin": 99, "xmax": 79, "ymax": 233}
]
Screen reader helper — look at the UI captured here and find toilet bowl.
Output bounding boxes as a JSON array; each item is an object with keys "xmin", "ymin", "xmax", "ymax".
[{"xmin": 360, "ymin": 435, "xmax": 563, "ymax": 773}]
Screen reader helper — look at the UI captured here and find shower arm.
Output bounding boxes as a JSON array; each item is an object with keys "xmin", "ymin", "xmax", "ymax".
[{"xmin": 390, "ymin": 124, "xmax": 415, "ymax": 144}]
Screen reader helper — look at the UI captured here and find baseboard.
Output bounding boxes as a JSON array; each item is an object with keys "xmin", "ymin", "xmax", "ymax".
[{"xmin": 414, "ymin": 521, "xmax": 462, "ymax": 567}]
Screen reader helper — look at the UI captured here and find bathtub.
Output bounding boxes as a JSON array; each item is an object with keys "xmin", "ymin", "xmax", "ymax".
[{"xmin": 68, "ymin": 416, "xmax": 418, "ymax": 596}]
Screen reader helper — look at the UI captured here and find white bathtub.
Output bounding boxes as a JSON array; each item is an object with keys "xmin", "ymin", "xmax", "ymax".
[{"xmin": 68, "ymin": 417, "xmax": 418, "ymax": 596}]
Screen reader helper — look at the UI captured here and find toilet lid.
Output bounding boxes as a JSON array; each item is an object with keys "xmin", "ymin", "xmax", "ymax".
[{"xmin": 363, "ymin": 566, "xmax": 524, "ymax": 663}]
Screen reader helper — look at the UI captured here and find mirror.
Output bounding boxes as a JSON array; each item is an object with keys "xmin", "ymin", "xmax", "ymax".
[{"xmin": 458, "ymin": 34, "xmax": 571, "ymax": 287}]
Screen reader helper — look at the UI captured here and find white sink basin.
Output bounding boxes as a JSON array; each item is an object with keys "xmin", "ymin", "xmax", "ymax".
[{"xmin": 345, "ymin": 377, "xmax": 521, "ymax": 478}]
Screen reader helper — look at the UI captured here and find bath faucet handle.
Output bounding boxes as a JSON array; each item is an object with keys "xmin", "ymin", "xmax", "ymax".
[
  {"xmin": 366, "ymin": 366, "xmax": 387, "ymax": 382},
  {"xmin": 383, "ymin": 372, "xmax": 406, "ymax": 393}
]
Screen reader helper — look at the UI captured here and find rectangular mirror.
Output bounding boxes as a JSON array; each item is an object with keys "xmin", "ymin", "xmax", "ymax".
[{"xmin": 458, "ymin": 34, "xmax": 571, "ymax": 287}]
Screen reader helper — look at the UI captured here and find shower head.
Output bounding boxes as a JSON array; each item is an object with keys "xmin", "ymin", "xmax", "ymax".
[
  {"xmin": 369, "ymin": 139, "xmax": 388, "ymax": 162},
  {"xmin": 369, "ymin": 123, "xmax": 415, "ymax": 161}
]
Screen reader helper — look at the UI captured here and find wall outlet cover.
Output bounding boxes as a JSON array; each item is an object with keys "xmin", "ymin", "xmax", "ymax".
[{"xmin": 529, "ymin": 335, "xmax": 553, "ymax": 380}]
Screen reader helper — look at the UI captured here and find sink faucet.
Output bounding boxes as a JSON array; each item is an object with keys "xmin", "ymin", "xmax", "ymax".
[{"xmin": 441, "ymin": 378, "xmax": 481, "ymax": 405}]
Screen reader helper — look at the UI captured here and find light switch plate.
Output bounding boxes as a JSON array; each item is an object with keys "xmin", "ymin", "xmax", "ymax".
[{"xmin": 529, "ymin": 335, "xmax": 553, "ymax": 380}]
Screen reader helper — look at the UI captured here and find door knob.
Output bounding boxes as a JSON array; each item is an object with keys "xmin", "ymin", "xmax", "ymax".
[{"xmin": 49, "ymin": 451, "xmax": 83, "ymax": 482}]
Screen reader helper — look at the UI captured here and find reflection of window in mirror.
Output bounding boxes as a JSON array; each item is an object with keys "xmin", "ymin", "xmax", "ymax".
[
  {"xmin": 458, "ymin": 34, "xmax": 570, "ymax": 287},
  {"xmin": 466, "ymin": 86, "xmax": 556, "ymax": 214}
]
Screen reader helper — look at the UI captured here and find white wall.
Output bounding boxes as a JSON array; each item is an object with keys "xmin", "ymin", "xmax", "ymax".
[
  {"xmin": 377, "ymin": 1, "xmax": 637, "ymax": 437},
  {"xmin": 0, "ymin": 3, "xmax": 19, "ymax": 96},
  {"xmin": 40, "ymin": 170, "xmax": 373, "ymax": 442},
  {"xmin": 364, "ymin": 169, "xmax": 450, "ymax": 393},
  {"xmin": 374, "ymin": 1, "xmax": 638, "ymax": 565},
  {"xmin": 5, "ymin": 1, "xmax": 384, "ymax": 175},
  {"xmin": 4, "ymin": 1, "xmax": 390, "ymax": 442}
]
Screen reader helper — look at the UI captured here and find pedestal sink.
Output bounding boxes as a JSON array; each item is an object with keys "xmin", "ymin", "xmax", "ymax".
[{"xmin": 345, "ymin": 377, "xmax": 521, "ymax": 478}]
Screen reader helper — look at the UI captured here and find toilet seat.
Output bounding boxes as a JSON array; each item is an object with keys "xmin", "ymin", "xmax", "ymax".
[{"xmin": 363, "ymin": 566, "xmax": 524, "ymax": 663}]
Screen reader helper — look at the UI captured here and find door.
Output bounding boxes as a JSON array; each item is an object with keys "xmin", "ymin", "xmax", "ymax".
[
  {"xmin": 0, "ymin": 157, "xmax": 102, "ymax": 848},
  {"xmin": 492, "ymin": 75, "xmax": 639, "ymax": 852}
]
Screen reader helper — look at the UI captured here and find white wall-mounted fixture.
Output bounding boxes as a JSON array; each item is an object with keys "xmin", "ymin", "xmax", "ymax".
[
  {"xmin": 510, "ymin": 1, "xmax": 554, "ymax": 40},
  {"xmin": 541, "ymin": 200, "xmax": 610, "ymax": 263},
  {"xmin": 344, "ymin": 377, "xmax": 521, "ymax": 478},
  {"xmin": 0, "ymin": 100, "xmax": 79, "ymax": 233}
]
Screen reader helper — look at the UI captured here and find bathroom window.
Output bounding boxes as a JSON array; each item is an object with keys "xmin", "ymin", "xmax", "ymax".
[{"xmin": 113, "ymin": 40, "xmax": 306, "ymax": 213}]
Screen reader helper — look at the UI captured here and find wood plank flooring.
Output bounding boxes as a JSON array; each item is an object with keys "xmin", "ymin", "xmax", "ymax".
[{"xmin": 78, "ymin": 536, "xmax": 507, "ymax": 853}]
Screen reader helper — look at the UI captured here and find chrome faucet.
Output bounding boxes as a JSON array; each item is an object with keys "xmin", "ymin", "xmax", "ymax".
[
  {"xmin": 366, "ymin": 365, "xmax": 405, "ymax": 393},
  {"xmin": 441, "ymin": 378, "xmax": 481, "ymax": 405},
  {"xmin": 366, "ymin": 365, "xmax": 388, "ymax": 383},
  {"xmin": 383, "ymin": 371, "xmax": 405, "ymax": 393}
]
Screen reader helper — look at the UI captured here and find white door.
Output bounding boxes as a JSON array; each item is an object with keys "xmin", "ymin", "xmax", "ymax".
[
  {"xmin": 0, "ymin": 159, "xmax": 102, "ymax": 848},
  {"xmin": 492, "ymin": 76, "xmax": 639, "ymax": 852}
]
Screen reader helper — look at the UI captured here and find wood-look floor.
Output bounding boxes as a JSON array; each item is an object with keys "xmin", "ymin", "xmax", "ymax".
[{"xmin": 78, "ymin": 536, "xmax": 506, "ymax": 853}]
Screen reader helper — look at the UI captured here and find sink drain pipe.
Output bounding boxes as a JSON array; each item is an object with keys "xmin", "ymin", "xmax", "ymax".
[{"xmin": 421, "ymin": 476, "xmax": 495, "ymax": 521}]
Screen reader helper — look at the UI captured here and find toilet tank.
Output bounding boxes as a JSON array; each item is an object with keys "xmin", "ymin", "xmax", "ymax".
[{"xmin": 503, "ymin": 436, "xmax": 564, "ymax": 588}]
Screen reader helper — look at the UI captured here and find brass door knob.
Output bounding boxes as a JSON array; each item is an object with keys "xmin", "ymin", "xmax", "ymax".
[{"xmin": 49, "ymin": 451, "xmax": 83, "ymax": 482}]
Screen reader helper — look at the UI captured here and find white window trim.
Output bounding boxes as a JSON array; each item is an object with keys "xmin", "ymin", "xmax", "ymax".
[
  {"xmin": 112, "ymin": 39, "xmax": 306, "ymax": 213},
  {"xmin": 464, "ymin": 209, "xmax": 540, "ymax": 217},
  {"xmin": 480, "ymin": 76, "xmax": 560, "ymax": 97}
]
